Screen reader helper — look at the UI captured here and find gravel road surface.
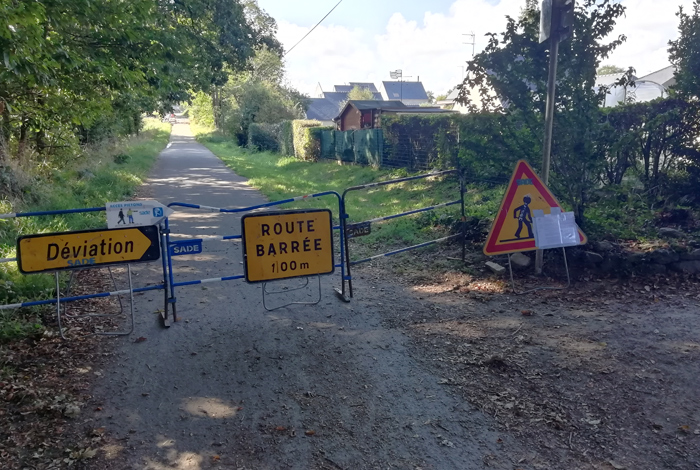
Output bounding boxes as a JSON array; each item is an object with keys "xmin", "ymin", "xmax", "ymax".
[{"xmin": 87, "ymin": 124, "xmax": 524, "ymax": 469}]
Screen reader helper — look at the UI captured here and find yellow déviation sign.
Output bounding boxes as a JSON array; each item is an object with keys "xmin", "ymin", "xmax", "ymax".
[
  {"xmin": 241, "ymin": 209, "xmax": 334, "ymax": 283},
  {"xmin": 17, "ymin": 226, "xmax": 161, "ymax": 274}
]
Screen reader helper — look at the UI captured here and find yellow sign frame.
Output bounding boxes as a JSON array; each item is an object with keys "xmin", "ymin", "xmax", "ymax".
[
  {"xmin": 17, "ymin": 226, "xmax": 161, "ymax": 274},
  {"xmin": 241, "ymin": 209, "xmax": 334, "ymax": 283}
]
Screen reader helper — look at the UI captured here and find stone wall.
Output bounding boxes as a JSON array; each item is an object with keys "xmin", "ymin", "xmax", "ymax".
[{"xmin": 579, "ymin": 241, "xmax": 700, "ymax": 275}]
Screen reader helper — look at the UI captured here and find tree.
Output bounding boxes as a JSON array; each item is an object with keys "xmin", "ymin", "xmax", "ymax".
[
  {"xmin": 597, "ymin": 65, "xmax": 626, "ymax": 75},
  {"xmin": 195, "ymin": 46, "xmax": 309, "ymax": 145},
  {"xmin": 347, "ymin": 86, "xmax": 375, "ymax": 101},
  {"xmin": 456, "ymin": 0, "xmax": 627, "ymax": 223},
  {"xmin": 0, "ymin": 0, "xmax": 280, "ymax": 166},
  {"xmin": 669, "ymin": 0, "xmax": 700, "ymax": 101}
]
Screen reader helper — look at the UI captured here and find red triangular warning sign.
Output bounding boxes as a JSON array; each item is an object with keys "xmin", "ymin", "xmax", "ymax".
[{"xmin": 483, "ymin": 160, "xmax": 587, "ymax": 256}]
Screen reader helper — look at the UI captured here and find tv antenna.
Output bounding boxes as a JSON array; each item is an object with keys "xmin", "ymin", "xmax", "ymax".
[{"xmin": 463, "ymin": 32, "xmax": 476, "ymax": 56}]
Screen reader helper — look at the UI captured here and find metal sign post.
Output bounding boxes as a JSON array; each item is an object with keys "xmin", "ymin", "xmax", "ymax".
[{"xmin": 536, "ymin": 0, "xmax": 575, "ymax": 274}]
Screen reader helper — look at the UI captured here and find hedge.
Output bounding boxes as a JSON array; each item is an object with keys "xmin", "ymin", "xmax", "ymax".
[
  {"xmin": 277, "ymin": 120, "xmax": 294, "ymax": 156},
  {"xmin": 248, "ymin": 123, "xmax": 279, "ymax": 152},
  {"xmin": 292, "ymin": 120, "xmax": 323, "ymax": 161}
]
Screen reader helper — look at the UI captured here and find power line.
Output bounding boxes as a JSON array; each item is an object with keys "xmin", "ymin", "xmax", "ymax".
[{"xmin": 284, "ymin": 0, "xmax": 344, "ymax": 57}]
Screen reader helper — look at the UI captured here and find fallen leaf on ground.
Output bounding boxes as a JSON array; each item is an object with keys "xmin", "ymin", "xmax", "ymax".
[
  {"xmin": 134, "ymin": 337, "xmax": 147, "ymax": 343},
  {"xmin": 521, "ymin": 310, "xmax": 533, "ymax": 316},
  {"xmin": 305, "ymin": 430, "xmax": 315, "ymax": 436}
]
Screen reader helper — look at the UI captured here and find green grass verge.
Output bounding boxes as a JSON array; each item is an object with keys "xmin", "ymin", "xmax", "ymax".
[
  {"xmin": 192, "ymin": 125, "xmax": 693, "ymax": 246},
  {"xmin": 192, "ymin": 126, "xmax": 505, "ymax": 251},
  {"xmin": 0, "ymin": 118, "xmax": 170, "ymax": 341}
]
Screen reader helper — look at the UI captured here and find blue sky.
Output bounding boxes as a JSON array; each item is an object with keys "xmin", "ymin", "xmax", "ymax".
[{"xmin": 257, "ymin": 0, "xmax": 693, "ymax": 97}]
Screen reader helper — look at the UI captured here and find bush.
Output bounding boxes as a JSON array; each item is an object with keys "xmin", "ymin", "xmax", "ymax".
[
  {"xmin": 380, "ymin": 113, "xmax": 535, "ymax": 176},
  {"xmin": 248, "ymin": 123, "xmax": 279, "ymax": 152},
  {"xmin": 277, "ymin": 120, "xmax": 294, "ymax": 156},
  {"xmin": 113, "ymin": 153, "xmax": 130, "ymax": 164},
  {"xmin": 292, "ymin": 120, "xmax": 323, "ymax": 161}
]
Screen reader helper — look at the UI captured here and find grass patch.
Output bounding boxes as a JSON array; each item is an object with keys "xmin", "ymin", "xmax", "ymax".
[
  {"xmin": 0, "ymin": 118, "xmax": 170, "ymax": 341},
  {"xmin": 194, "ymin": 127, "xmax": 469, "ymax": 244}
]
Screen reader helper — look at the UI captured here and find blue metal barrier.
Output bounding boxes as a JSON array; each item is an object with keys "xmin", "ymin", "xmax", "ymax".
[
  {"xmin": 161, "ymin": 190, "xmax": 348, "ymax": 320},
  {"xmin": 340, "ymin": 170, "xmax": 466, "ymax": 298},
  {"xmin": 0, "ymin": 206, "xmax": 171, "ymax": 334}
]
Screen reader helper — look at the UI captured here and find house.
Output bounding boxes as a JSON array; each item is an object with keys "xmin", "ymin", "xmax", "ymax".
[
  {"xmin": 333, "ymin": 82, "xmax": 382, "ymax": 99},
  {"xmin": 436, "ymin": 84, "xmax": 504, "ymax": 113},
  {"xmin": 380, "ymin": 80, "xmax": 429, "ymax": 106},
  {"xmin": 305, "ymin": 98, "xmax": 340, "ymax": 126},
  {"xmin": 334, "ymin": 100, "xmax": 457, "ymax": 131},
  {"xmin": 308, "ymin": 82, "xmax": 386, "ymax": 124},
  {"xmin": 639, "ymin": 65, "xmax": 676, "ymax": 88},
  {"xmin": 597, "ymin": 65, "xmax": 675, "ymax": 107}
]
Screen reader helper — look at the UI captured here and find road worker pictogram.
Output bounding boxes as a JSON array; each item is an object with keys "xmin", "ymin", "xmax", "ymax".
[{"xmin": 484, "ymin": 160, "xmax": 586, "ymax": 255}]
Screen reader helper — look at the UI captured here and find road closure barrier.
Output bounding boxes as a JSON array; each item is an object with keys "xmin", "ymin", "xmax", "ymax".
[
  {"xmin": 1, "ymin": 173, "xmax": 468, "ymax": 336},
  {"xmin": 0, "ymin": 206, "xmax": 169, "ymax": 339},
  {"xmin": 339, "ymin": 170, "xmax": 466, "ymax": 298},
  {"xmin": 162, "ymin": 190, "xmax": 347, "ymax": 316}
]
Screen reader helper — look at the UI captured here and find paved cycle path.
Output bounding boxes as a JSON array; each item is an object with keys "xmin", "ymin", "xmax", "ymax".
[{"xmin": 87, "ymin": 123, "xmax": 522, "ymax": 469}]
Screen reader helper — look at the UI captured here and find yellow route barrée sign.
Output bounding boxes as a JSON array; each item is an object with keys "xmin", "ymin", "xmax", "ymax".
[
  {"xmin": 242, "ymin": 209, "xmax": 334, "ymax": 283},
  {"xmin": 17, "ymin": 226, "xmax": 161, "ymax": 274}
]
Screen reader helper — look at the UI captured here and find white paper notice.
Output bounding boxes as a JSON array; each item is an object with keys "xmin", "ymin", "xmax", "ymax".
[{"xmin": 533, "ymin": 208, "xmax": 581, "ymax": 250}]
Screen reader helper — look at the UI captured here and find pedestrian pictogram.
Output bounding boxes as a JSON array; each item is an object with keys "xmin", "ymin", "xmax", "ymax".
[
  {"xmin": 106, "ymin": 200, "xmax": 173, "ymax": 229},
  {"xmin": 483, "ymin": 160, "xmax": 586, "ymax": 255}
]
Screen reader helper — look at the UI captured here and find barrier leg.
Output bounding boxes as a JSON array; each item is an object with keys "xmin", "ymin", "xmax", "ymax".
[
  {"xmin": 96, "ymin": 264, "xmax": 135, "ymax": 337},
  {"xmin": 159, "ymin": 222, "xmax": 173, "ymax": 327},
  {"xmin": 344, "ymin": 222, "xmax": 354, "ymax": 298},
  {"xmin": 334, "ymin": 201, "xmax": 351, "ymax": 302},
  {"xmin": 56, "ymin": 273, "xmax": 68, "ymax": 340},
  {"xmin": 460, "ymin": 172, "xmax": 467, "ymax": 263},
  {"xmin": 508, "ymin": 247, "xmax": 571, "ymax": 295},
  {"xmin": 63, "ymin": 266, "xmax": 126, "ymax": 319},
  {"xmin": 262, "ymin": 276, "xmax": 321, "ymax": 311}
]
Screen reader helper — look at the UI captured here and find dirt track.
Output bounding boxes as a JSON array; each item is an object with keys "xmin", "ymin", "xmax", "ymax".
[
  {"xmin": 46, "ymin": 122, "xmax": 699, "ymax": 470},
  {"xmin": 72, "ymin": 124, "xmax": 527, "ymax": 469}
]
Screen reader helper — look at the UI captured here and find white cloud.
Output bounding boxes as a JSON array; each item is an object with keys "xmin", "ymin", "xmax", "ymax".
[
  {"xmin": 606, "ymin": 0, "xmax": 693, "ymax": 76},
  {"xmin": 278, "ymin": 0, "xmax": 692, "ymax": 97}
]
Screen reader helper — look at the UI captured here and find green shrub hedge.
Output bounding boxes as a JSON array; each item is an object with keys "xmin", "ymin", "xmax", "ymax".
[
  {"xmin": 248, "ymin": 123, "xmax": 279, "ymax": 152},
  {"xmin": 277, "ymin": 120, "xmax": 294, "ymax": 156},
  {"xmin": 292, "ymin": 120, "xmax": 323, "ymax": 161}
]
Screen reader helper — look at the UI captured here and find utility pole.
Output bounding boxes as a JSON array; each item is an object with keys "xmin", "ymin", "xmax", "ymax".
[{"xmin": 535, "ymin": 0, "xmax": 575, "ymax": 274}]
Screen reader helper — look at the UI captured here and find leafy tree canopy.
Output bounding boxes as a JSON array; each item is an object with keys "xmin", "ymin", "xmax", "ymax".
[
  {"xmin": 455, "ymin": 0, "xmax": 627, "ymax": 222},
  {"xmin": 597, "ymin": 64, "xmax": 626, "ymax": 75},
  {"xmin": 669, "ymin": 0, "xmax": 700, "ymax": 100},
  {"xmin": 0, "ymin": 0, "xmax": 281, "ymax": 162},
  {"xmin": 347, "ymin": 86, "xmax": 376, "ymax": 101}
]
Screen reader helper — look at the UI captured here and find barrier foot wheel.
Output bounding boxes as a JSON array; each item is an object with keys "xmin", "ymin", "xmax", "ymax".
[
  {"xmin": 334, "ymin": 288, "xmax": 351, "ymax": 303},
  {"xmin": 160, "ymin": 311, "xmax": 171, "ymax": 328}
]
